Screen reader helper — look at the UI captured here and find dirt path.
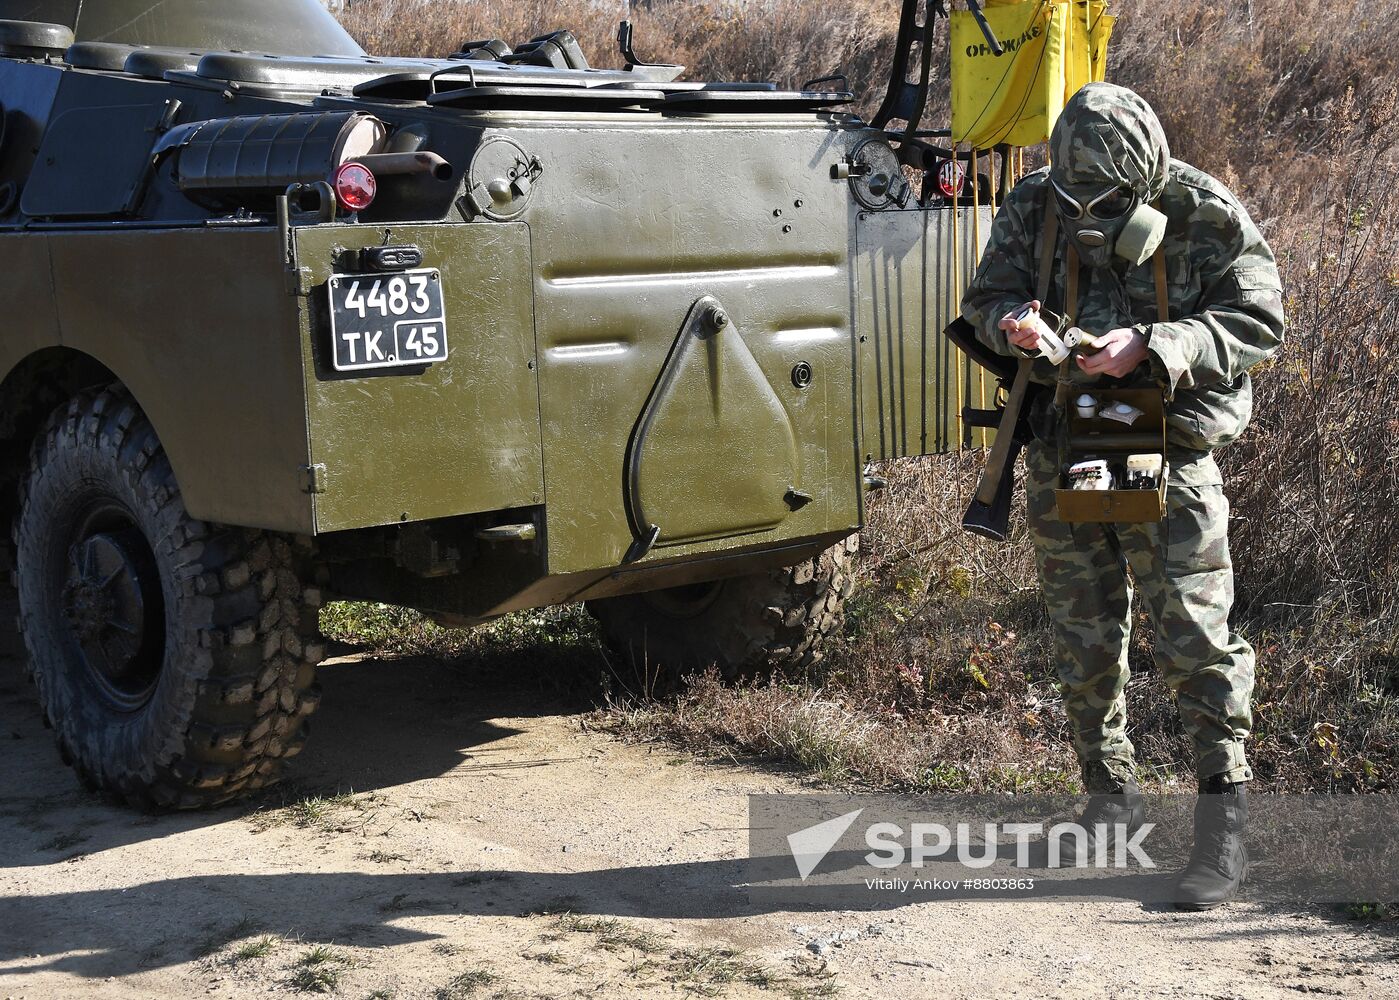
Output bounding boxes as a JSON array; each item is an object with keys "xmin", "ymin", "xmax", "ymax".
[{"xmin": 1, "ymin": 651, "xmax": 1395, "ymax": 1000}]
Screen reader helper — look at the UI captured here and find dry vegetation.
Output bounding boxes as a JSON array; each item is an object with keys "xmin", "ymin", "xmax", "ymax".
[
  {"xmin": 340, "ymin": 0, "xmax": 904, "ymax": 104},
  {"xmin": 331, "ymin": 1, "xmax": 1399, "ymax": 793}
]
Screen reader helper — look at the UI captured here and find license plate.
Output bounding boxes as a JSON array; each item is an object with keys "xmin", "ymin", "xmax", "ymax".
[{"xmin": 328, "ymin": 269, "xmax": 448, "ymax": 372}]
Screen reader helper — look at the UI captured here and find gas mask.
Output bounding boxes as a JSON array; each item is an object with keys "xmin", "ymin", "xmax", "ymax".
[{"xmin": 1052, "ymin": 178, "xmax": 1166, "ymax": 270}]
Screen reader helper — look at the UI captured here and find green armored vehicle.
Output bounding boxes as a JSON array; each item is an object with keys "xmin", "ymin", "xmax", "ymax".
[{"xmin": 0, "ymin": 0, "xmax": 999, "ymax": 806}]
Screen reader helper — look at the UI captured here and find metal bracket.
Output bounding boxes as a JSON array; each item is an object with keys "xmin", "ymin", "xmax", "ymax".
[
  {"xmin": 428, "ymin": 63, "xmax": 476, "ymax": 99},
  {"xmin": 616, "ymin": 19, "xmax": 685, "ymax": 81},
  {"xmin": 284, "ymin": 182, "xmax": 336, "ymax": 225},
  {"xmin": 622, "ymin": 524, "xmax": 661, "ymax": 565},
  {"xmin": 124, "ymin": 98, "xmax": 186, "ymax": 216},
  {"xmin": 278, "ymin": 182, "xmax": 334, "ymax": 294},
  {"xmin": 872, "ymin": 0, "xmax": 944, "ymax": 133},
  {"xmin": 300, "ymin": 463, "xmax": 327, "ymax": 494},
  {"xmin": 617, "ymin": 20, "xmax": 668, "ymax": 68},
  {"xmin": 617, "ymin": 20, "xmax": 646, "ymax": 66},
  {"xmin": 290, "ymin": 266, "xmax": 314, "ymax": 297},
  {"xmin": 874, "ymin": 1, "xmax": 1003, "ymax": 136},
  {"xmin": 832, "ymin": 159, "xmax": 872, "ymax": 181}
]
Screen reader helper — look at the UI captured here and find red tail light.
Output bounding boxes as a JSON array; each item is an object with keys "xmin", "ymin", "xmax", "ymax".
[
  {"xmin": 937, "ymin": 159, "xmax": 967, "ymax": 199},
  {"xmin": 334, "ymin": 161, "xmax": 377, "ymax": 213}
]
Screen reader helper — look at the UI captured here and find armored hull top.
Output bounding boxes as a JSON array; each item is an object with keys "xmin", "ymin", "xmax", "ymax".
[
  {"xmin": 0, "ymin": 0, "xmax": 362, "ymax": 56},
  {"xmin": 0, "ymin": 0, "xmax": 857, "ymax": 233}
]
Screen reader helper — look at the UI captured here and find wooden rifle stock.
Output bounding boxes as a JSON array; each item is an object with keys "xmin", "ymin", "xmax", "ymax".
[
  {"xmin": 962, "ymin": 357, "xmax": 1033, "ymax": 541},
  {"xmin": 943, "ymin": 317, "xmax": 1036, "ymax": 542},
  {"xmin": 952, "ymin": 197, "xmax": 1062, "ymax": 541}
]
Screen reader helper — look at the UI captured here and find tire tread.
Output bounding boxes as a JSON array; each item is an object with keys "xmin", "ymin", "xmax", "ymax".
[
  {"xmin": 14, "ymin": 385, "xmax": 322, "ymax": 810},
  {"xmin": 587, "ymin": 535, "xmax": 858, "ymax": 687}
]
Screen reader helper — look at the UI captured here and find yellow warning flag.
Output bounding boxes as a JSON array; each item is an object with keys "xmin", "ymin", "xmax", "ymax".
[
  {"xmin": 1068, "ymin": 1, "xmax": 1115, "ymax": 91},
  {"xmin": 951, "ymin": 1, "xmax": 1115, "ymax": 151}
]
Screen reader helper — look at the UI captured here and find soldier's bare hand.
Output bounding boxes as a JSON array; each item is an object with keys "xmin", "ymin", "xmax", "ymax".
[
  {"xmin": 998, "ymin": 300, "xmax": 1043, "ymax": 352},
  {"xmin": 1075, "ymin": 327, "xmax": 1149, "ymax": 378}
]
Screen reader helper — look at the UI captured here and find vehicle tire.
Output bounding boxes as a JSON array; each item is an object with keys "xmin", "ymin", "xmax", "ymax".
[
  {"xmin": 14, "ymin": 386, "xmax": 325, "ymax": 809},
  {"xmin": 586, "ymin": 536, "xmax": 858, "ymax": 691}
]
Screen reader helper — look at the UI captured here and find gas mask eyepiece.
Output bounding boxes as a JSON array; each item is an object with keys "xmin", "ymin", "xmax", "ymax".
[{"xmin": 1052, "ymin": 179, "xmax": 1166, "ymax": 267}]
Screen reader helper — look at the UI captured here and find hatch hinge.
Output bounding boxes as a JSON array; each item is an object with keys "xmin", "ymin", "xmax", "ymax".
[
  {"xmin": 287, "ymin": 266, "xmax": 313, "ymax": 297},
  {"xmin": 300, "ymin": 463, "xmax": 327, "ymax": 494}
]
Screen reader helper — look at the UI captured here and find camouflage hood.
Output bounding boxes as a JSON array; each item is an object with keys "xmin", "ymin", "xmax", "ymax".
[{"xmin": 1049, "ymin": 82, "xmax": 1171, "ymax": 203}]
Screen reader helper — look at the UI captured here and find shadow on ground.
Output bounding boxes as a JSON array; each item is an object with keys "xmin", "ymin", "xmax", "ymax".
[
  {"xmin": 0, "ymin": 632, "xmax": 611, "ymax": 863},
  {"xmin": 2, "ymin": 642, "xmax": 1395, "ymax": 983}
]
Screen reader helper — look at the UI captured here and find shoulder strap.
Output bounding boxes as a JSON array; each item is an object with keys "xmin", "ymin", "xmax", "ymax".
[
  {"xmin": 1036, "ymin": 202, "xmax": 1080, "ymax": 323},
  {"xmin": 1152, "ymin": 246, "xmax": 1170, "ymax": 323},
  {"xmin": 1036, "ymin": 202, "xmax": 1058, "ymax": 306},
  {"xmin": 1065, "ymin": 245, "xmax": 1080, "ymax": 322}
]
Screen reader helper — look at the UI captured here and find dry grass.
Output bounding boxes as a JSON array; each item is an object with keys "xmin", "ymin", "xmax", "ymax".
[
  {"xmin": 332, "ymin": 1, "xmax": 1399, "ymax": 793},
  {"xmin": 288, "ymin": 945, "xmax": 353, "ymax": 993},
  {"xmin": 434, "ymin": 968, "xmax": 499, "ymax": 999},
  {"xmin": 232, "ymin": 936, "xmax": 281, "ymax": 962},
  {"xmin": 545, "ymin": 912, "xmax": 834, "ymax": 997},
  {"xmin": 1107, "ymin": 0, "xmax": 1399, "ymax": 220}
]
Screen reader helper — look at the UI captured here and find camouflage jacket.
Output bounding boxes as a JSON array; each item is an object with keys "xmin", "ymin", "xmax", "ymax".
[{"xmin": 961, "ymin": 164, "xmax": 1286, "ymax": 485}]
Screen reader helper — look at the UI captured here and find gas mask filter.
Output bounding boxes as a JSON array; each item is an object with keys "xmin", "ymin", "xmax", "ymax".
[
  {"xmin": 1113, "ymin": 201, "xmax": 1167, "ymax": 266},
  {"xmin": 1052, "ymin": 178, "xmax": 1166, "ymax": 267}
]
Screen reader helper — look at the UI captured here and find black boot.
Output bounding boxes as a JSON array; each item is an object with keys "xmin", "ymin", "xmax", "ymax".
[
  {"xmin": 1175, "ymin": 776, "xmax": 1249, "ymax": 910},
  {"xmin": 1076, "ymin": 777, "xmax": 1147, "ymax": 857},
  {"xmin": 1030, "ymin": 778, "xmax": 1146, "ymax": 867}
]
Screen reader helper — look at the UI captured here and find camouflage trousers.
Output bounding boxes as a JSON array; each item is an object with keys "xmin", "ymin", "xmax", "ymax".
[{"xmin": 1025, "ymin": 441, "xmax": 1254, "ymax": 792}]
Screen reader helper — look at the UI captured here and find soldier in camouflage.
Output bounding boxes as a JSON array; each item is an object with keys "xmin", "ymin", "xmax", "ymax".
[{"xmin": 961, "ymin": 82, "xmax": 1285, "ymax": 908}]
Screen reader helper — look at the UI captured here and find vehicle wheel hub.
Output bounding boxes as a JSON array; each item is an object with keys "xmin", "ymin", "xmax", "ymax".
[{"xmin": 62, "ymin": 528, "xmax": 162, "ymax": 704}]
